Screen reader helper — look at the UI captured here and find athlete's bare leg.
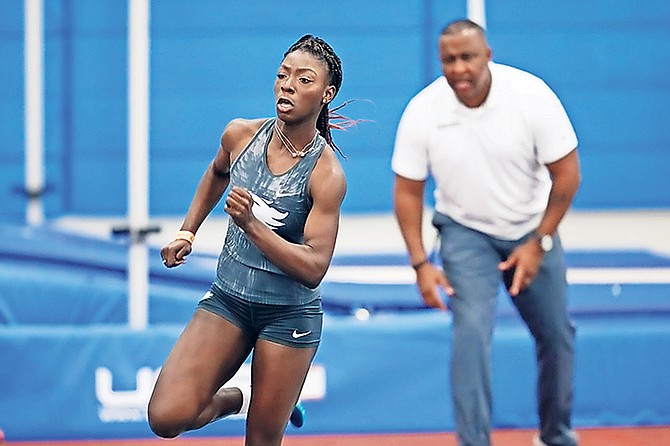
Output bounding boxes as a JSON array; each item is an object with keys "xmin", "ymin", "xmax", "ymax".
[
  {"xmin": 148, "ymin": 309, "xmax": 253, "ymax": 438},
  {"xmin": 244, "ymin": 339, "xmax": 317, "ymax": 446}
]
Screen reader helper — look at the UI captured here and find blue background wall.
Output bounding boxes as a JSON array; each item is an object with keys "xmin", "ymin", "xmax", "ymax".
[{"xmin": 1, "ymin": 0, "xmax": 669, "ymax": 222}]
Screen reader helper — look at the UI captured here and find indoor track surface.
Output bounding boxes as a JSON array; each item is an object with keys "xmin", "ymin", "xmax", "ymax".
[{"xmin": 4, "ymin": 426, "xmax": 670, "ymax": 446}]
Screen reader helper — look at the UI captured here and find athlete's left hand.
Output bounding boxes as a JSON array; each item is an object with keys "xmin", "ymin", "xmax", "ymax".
[{"xmin": 224, "ymin": 186, "xmax": 256, "ymax": 229}]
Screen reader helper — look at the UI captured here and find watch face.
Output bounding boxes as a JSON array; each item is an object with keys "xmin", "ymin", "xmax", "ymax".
[{"xmin": 540, "ymin": 235, "xmax": 553, "ymax": 252}]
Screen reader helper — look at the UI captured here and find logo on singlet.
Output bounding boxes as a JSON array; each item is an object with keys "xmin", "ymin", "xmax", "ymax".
[{"xmin": 249, "ymin": 191, "xmax": 288, "ymax": 229}]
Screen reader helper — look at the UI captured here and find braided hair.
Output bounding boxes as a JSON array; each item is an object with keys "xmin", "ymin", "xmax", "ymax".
[{"xmin": 284, "ymin": 34, "xmax": 348, "ymax": 156}]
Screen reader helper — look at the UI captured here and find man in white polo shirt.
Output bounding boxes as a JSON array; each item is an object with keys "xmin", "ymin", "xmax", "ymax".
[{"xmin": 392, "ymin": 19, "xmax": 581, "ymax": 446}]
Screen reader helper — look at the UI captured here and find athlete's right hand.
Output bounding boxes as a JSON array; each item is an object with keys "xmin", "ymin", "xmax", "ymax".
[
  {"xmin": 160, "ymin": 240, "xmax": 192, "ymax": 268},
  {"xmin": 415, "ymin": 263, "xmax": 452, "ymax": 311}
]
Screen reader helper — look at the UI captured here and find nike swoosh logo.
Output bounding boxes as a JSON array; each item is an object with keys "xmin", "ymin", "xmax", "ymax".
[
  {"xmin": 199, "ymin": 291, "xmax": 213, "ymax": 302},
  {"xmin": 291, "ymin": 330, "xmax": 312, "ymax": 339}
]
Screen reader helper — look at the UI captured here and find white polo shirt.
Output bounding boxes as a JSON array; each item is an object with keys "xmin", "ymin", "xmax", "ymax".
[{"xmin": 392, "ymin": 62, "xmax": 578, "ymax": 240}]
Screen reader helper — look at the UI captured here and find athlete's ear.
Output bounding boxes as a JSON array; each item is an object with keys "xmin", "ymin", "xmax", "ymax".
[{"xmin": 322, "ymin": 86, "xmax": 336, "ymax": 104}]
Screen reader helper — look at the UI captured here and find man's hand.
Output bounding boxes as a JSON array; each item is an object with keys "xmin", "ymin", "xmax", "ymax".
[
  {"xmin": 498, "ymin": 239, "xmax": 543, "ymax": 296},
  {"xmin": 415, "ymin": 263, "xmax": 453, "ymax": 311}
]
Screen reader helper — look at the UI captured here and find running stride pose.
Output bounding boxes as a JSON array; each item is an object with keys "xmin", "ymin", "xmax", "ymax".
[{"xmin": 148, "ymin": 34, "xmax": 347, "ymax": 446}]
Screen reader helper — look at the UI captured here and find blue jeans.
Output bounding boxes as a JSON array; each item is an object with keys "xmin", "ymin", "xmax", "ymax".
[{"xmin": 433, "ymin": 212, "xmax": 576, "ymax": 446}]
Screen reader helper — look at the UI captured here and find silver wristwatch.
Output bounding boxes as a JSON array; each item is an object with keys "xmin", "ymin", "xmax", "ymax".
[{"xmin": 533, "ymin": 231, "xmax": 553, "ymax": 253}]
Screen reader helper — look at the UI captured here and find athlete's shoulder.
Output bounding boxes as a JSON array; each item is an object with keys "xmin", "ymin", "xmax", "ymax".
[
  {"xmin": 313, "ymin": 145, "xmax": 347, "ymax": 201},
  {"xmin": 222, "ymin": 118, "xmax": 268, "ymax": 141},
  {"xmin": 317, "ymin": 144, "xmax": 346, "ymax": 179},
  {"xmin": 221, "ymin": 118, "xmax": 270, "ymax": 152}
]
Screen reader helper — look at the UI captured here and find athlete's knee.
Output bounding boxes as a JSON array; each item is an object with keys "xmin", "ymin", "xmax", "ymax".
[
  {"xmin": 147, "ymin": 396, "xmax": 195, "ymax": 438},
  {"xmin": 147, "ymin": 404, "xmax": 182, "ymax": 438},
  {"xmin": 148, "ymin": 412, "xmax": 180, "ymax": 438}
]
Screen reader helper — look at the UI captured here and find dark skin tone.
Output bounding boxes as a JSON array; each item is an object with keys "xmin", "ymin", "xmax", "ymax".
[
  {"xmin": 160, "ymin": 51, "xmax": 342, "ymax": 287},
  {"xmin": 150, "ymin": 50, "xmax": 345, "ymax": 446},
  {"xmin": 394, "ymin": 28, "xmax": 581, "ymax": 309},
  {"xmin": 438, "ymin": 27, "xmax": 493, "ymax": 108}
]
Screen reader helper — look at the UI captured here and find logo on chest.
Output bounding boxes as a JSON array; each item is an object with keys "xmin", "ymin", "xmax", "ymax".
[{"xmin": 250, "ymin": 191, "xmax": 289, "ymax": 229}]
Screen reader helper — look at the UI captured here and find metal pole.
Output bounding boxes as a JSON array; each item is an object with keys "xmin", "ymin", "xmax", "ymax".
[
  {"xmin": 127, "ymin": 0, "xmax": 150, "ymax": 330},
  {"xmin": 24, "ymin": 0, "xmax": 45, "ymax": 226},
  {"xmin": 467, "ymin": 0, "xmax": 487, "ymax": 29}
]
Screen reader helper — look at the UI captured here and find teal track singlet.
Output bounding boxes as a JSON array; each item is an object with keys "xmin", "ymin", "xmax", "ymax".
[{"xmin": 215, "ymin": 118, "xmax": 326, "ymax": 305}]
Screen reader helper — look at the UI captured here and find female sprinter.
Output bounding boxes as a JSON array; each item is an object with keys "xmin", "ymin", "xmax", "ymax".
[{"xmin": 148, "ymin": 34, "xmax": 348, "ymax": 446}]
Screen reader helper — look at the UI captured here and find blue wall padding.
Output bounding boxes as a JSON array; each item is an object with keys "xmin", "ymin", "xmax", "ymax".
[
  {"xmin": 3, "ymin": 224, "xmax": 670, "ymax": 324},
  {"xmin": 1, "ymin": 313, "xmax": 669, "ymax": 441},
  {"xmin": 1, "ymin": 225, "xmax": 670, "ymax": 440}
]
